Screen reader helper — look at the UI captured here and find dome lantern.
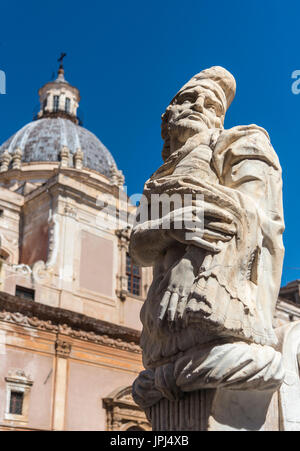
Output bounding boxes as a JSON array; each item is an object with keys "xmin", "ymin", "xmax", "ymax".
[
  {"xmin": 36, "ymin": 53, "xmax": 80, "ymax": 124},
  {"xmin": 0, "ymin": 56, "xmax": 121, "ymax": 182}
]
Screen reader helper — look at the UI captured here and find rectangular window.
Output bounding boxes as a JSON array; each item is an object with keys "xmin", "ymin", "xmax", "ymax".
[
  {"xmin": 15, "ymin": 286, "xmax": 35, "ymax": 301},
  {"xmin": 43, "ymin": 96, "xmax": 48, "ymax": 111},
  {"xmin": 65, "ymin": 97, "xmax": 70, "ymax": 113},
  {"xmin": 53, "ymin": 95, "xmax": 59, "ymax": 112},
  {"xmin": 9, "ymin": 391, "xmax": 24, "ymax": 415},
  {"xmin": 126, "ymin": 253, "xmax": 141, "ymax": 296}
]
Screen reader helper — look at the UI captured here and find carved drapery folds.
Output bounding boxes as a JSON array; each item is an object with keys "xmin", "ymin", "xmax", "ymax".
[{"xmin": 133, "ymin": 342, "xmax": 284, "ymax": 410}]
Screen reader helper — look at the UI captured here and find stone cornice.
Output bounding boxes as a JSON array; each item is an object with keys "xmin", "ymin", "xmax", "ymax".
[
  {"xmin": 276, "ymin": 297, "xmax": 300, "ymax": 316},
  {"xmin": 0, "ymin": 291, "xmax": 141, "ymax": 353},
  {"xmin": 21, "ymin": 171, "xmax": 126, "ymax": 215},
  {"xmin": 0, "ymin": 165, "xmax": 116, "ymax": 197}
]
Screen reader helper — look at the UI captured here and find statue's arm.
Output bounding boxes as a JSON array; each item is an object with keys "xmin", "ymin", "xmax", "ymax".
[
  {"xmin": 212, "ymin": 125, "xmax": 284, "ymax": 312},
  {"xmin": 213, "ymin": 125, "xmax": 284, "ymax": 227}
]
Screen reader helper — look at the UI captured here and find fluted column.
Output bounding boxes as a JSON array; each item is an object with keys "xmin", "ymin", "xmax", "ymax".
[{"xmin": 147, "ymin": 390, "xmax": 215, "ymax": 431}]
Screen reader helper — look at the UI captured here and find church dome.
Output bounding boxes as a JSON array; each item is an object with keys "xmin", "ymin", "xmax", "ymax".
[
  {"xmin": 0, "ymin": 55, "xmax": 123, "ymax": 183},
  {"xmin": 0, "ymin": 117, "xmax": 116, "ymax": 177}
]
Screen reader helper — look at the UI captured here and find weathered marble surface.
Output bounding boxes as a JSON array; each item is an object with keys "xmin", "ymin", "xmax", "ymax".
[
  {"xmin": 142, "ymin": 322, "xmax": 300, "ymax": 431},
  {"xmin": 276, "ymin": 321, "xmax": 300, "ymax": 431},
  {"xmin": 130, "ymin": 66, "xmax": 285, "ymax": 430},
  {"xmin": 146, "ymin": 389, "xmax": 279, "ymax": 431}
]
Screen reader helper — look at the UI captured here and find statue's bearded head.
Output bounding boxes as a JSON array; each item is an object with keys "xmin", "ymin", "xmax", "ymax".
[{"xmin": 161, "ymin": 66, "xmax": 236, "ymax": 159}]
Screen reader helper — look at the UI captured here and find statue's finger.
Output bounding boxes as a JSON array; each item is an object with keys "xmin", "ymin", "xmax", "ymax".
[
  {"xmin": 168, "ymin": 293, "xmax": 179, "ymax": 322},
  {"xmin": 203, "ymin": 228, "xmax": 233, "ymax": 242},
  {"xmin": 187, "ymin": 236, "xmax": 221, "ymax": 253},
  {"xmin": 176, "ymin": 295, "xmax": 188, "ymax": 320},
  {"xmin": 158, "ymin": 291, "xmax": 171, "ymax": 320},
  {"xmin": 204, "ymin": 220, "xmax": 236, "ymax": 235}
]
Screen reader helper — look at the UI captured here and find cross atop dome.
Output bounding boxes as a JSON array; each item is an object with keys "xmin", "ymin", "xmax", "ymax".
[
  {"xmin": 58, "ymin": 52, "xmax": 67, "ymax": 68},
  {"xmin": 56, "ymin": 52, "xmax": 67, "ymax": 83},
  {"xmin": 36, "ymin": 54, "xmax": 81, "ymax": 124}
]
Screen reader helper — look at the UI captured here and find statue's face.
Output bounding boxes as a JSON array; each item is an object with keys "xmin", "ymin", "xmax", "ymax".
[{"xmin": 162, "ymin": 84, "xmax": 224, "ymax": 144}]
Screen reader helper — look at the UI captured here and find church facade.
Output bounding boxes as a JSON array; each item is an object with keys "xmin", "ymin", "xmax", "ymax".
[
  {"xmin": 0, "ymin": 60, "xmax": 298, "ymax": 430},
  {"xmin": 0, "ymin": 61, "xmax": 151, "ymax": 431}
]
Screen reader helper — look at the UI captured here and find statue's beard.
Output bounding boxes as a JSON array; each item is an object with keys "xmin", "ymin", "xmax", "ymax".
[
  {"xmin": 171, "ymin": 118, "xmax": 207, "ymax": 133},
  {"xmin": 167, "ymin": 118, "xmax": 209, "ymax": 144},
  {"xmin": 161, "ymin": 111, "xmax": 215, "ymax": 158},
  {"xmin": 167, "ymin": 110, "xmax": 211, "ymax": 137}
]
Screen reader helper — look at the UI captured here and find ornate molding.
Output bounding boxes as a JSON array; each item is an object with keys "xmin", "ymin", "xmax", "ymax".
[
  {"xmin": 74, "ymin": 148, "xmax": 84, "ymax": 170},
  {"xmin": 116, "ymin": 227, "xmax": 131, "ymax": 301},
  {"xmin": 8, "ymin": 264, "xmax": 32, "ymax": 277},
  {"xmin": 0, "ymin": 310, "xmax": 57, "ymax": 331},
  {"xmin": 59, "ymin": 146, "xmax": 69, "ymax": 168},
  {"xmin": 5, "ymin": 369, "xmax": 33, "ymax": 386},
  {"xmin": 63, "ymin": 204, "xmax": 77, "ymax": 218},
  {"xmin": 110, "ymin": 163, "xmax": 125, "ymax": 187},
  {"xmin": 116, "ymin": 276, "xmax": 128, "ymax": 302},
  {"xmin": 0, "ymin": 309, "xmax": 141, "ymax": 354},
  {"xmin": 103, "ymin": 386, "xmax": 150, "ymax": 431},
  {"xmin": 55, "ymin": 339, "xmax": 72, "ymax": 358},
  {"xmin": 116, "ymin": 227, "xmax": 131, "ymax": 249},
  {"xmin": 58, "ymin": 323, "xmax": 141, "ymax": 353},
  {"xmin": 12, "ymin": 148, "xmax": 22, "ymax": 170}
]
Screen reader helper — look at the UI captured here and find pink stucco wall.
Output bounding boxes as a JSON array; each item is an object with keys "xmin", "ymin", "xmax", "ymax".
[
  {"xmin": 0, "ymin": 348, "xmax": 53, "ymax": 430},
  {"xmin": 65, "ymin": 360, "xmax": 136, "ymax": 431},
  {"xmin": 80, "ymin": 232, "xmax": 114, "ymax": 297}
]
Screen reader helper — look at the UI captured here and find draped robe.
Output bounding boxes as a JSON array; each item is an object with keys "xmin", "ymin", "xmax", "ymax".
[{"xmin": 130, "ymin": 124, "xmax": 285, "ymax": 369}]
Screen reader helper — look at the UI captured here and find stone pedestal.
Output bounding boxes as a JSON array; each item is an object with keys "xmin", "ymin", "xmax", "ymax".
[
  {"xmin": 146, "ymin": 390, "xmax": 215, "ymax": 431},
  {"xmin": 147, "ymin": 388, "xmax": 279, "ymax": 431}
]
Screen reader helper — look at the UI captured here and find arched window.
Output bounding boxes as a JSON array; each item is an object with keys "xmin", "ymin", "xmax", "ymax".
[
  {"xmin": 43, "ymin": 96, "xmax": 48, "ymax": 111},
  {"xmin": 65, "ymin": 97, "xmax": 70, "ymax": 113},
  {"xmin": 53, "ymin": 95, "xmax": 59, "ymax": 112},
  {"xmin": 126, "ymin": 426, "xmax": 144, "ymax": 431},
  {"xmin": 103, "ymin": 386, "xmax": 151, "ymax": 431},
  {"xmin": 126, "ymin": 253, "xmax": 141, "ymax": 296}
]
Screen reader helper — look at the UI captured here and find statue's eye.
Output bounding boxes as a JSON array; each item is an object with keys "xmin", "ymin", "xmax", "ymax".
[
  {"xmin": 206, "ymin": 103, "xmax": 215, "ymax": 111},
  {"xmin": 178, "ymin": 94, "xmax": 195, "ymax": 104},
  {"xmin": 205, "ymin": 100, "xmax": 222, "ymax": 115}
]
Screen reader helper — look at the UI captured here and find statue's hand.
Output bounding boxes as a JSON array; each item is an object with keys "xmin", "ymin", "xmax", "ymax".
[
  {"xmin": 168, "ymin": 201, "xmax": 237, "ymax": 251},
  {"xmin": 158, "ymin": 255, "xmax": 197, "ymax": 322},
  {"xmin": 195, "ymin": 128, "xmax": 222, "ymax": 148}
]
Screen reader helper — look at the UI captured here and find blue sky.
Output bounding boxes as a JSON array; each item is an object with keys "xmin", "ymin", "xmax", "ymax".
[{"xmin": 0, "ymin": 0, "xmax": 299, "ymax": 285}]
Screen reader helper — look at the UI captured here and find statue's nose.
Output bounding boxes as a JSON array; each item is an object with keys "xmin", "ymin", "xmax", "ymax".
[{"xmin": 193, "ymin": 96, "xmax": 205, "ymax": 112}]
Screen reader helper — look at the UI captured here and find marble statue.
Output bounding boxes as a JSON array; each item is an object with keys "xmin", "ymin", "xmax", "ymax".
[{"xmin": 130, "ymin": 67, "xmax": 286, "ymax": 429}]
